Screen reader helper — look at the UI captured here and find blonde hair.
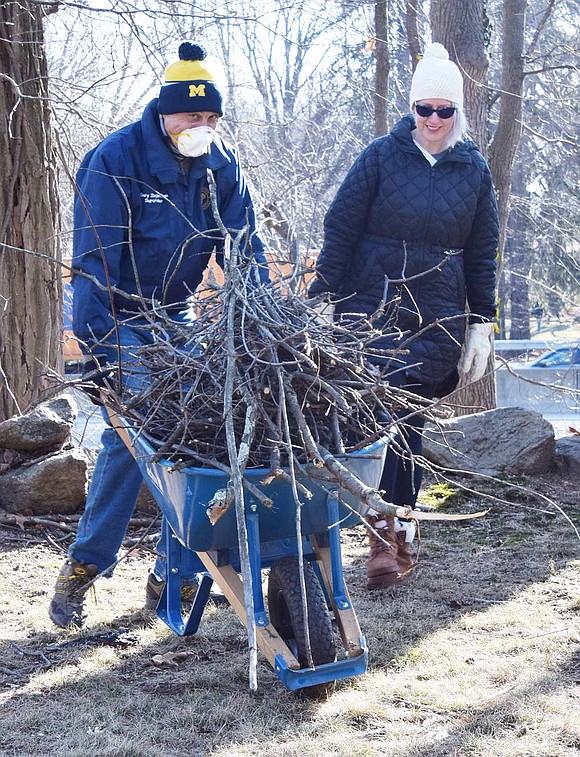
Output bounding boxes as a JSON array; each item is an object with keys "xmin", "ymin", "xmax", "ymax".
[{"xmin": 445, "ymin": 103, "xmax": 469, "ymax": 148}]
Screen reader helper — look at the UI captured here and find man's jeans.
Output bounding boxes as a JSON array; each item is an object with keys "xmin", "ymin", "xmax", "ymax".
[{"xmin": 70, "ymin": 321, "xmax": 189, "ymax": 578}]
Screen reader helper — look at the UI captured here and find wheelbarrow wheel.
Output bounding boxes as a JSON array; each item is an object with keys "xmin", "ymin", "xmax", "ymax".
[{"xmin": 268, "ymin": 556, "xmax": 336, "ymax": 697}]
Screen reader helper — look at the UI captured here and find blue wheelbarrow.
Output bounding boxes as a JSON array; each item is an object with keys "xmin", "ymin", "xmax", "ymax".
[{"xmin": 108, "ymin": 408, "xmax": 387, "ymax": 694}]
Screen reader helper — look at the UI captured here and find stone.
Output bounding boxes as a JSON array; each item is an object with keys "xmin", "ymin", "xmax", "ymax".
[
  {"xmin": 0, "ymin": 395, "xmax": 78, "ymax": 453},
  {"xmin": 136, "ymin": 482, "xmax": 160, "ymax": 515},
  {"xmin": 554, "ymin": 436, "xmax": 580, "ymax": 479},
  {"xmin": 422, "ymin": 406, "xmax": 555, "ymax": 477},
  {"xmin": 45, "ymin": 394, "xmax": 78, "ymax": 425},
  {"xmin": 0, "ymin": 448, "xmax": 89, "ymax": 515}
]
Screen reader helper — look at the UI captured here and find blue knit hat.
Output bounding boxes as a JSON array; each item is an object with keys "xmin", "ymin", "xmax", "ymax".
[{"xmin": 158, "ymin": 43, "xmax": 224, "ymax": 115}]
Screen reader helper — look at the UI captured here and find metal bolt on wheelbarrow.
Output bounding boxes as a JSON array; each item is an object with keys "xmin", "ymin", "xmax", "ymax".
[{"xmin": 108, "ymin": 407, "xmax": 387, "ymax": 696}]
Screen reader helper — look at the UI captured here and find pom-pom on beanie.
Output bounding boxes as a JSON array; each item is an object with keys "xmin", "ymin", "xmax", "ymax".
[
  {"xmin": 158, "ymin": 42, "xmax": 224, "ymax": 116},
  {"xmin": 409, "ymin": 43, "xmax": 464, "ymax": 109}
]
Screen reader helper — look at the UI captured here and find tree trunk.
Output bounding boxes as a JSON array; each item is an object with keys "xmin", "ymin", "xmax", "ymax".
[
  {"xmin": 0, "ymin": 2, "xmax": 61, "ymax": 421},
  {"xmin": 488, "ymin": 0, "xmax": 527, "ymax": 294},
  {"xmin": 374, "ymin": 0, "xmax": 389, "ymax": 137},
  {"xmin": 431, "ymin": 0, "xmax": 496, "ymax": 413},
  {"xmin": 430, "ymin": 0, "xmax": 490, "ymax": 152},
  {"xmin": 508, "ymin": 238, "xmax": 531, "ymax": 339},
  {"xmin": 506, "ymin": 163, "xmax": 531, "ymax": 340},
  {"xmin": 405, "ymin": 0, "xmax": 421, "ymax": 72}
]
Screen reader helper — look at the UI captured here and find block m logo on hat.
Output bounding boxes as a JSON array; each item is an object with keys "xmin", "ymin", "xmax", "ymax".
[
  {"xmin": 189, "ymin": 84, "xmax": 206, "ymax": 98},
  {"xmin": 158, "ymin": 42, "xmax": 224, "ymax": 115}
]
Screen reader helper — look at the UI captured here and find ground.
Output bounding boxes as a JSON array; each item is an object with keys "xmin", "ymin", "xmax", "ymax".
[{"xmin": 0, "ymin": 469, "xmax": 578, "ymax": 757}]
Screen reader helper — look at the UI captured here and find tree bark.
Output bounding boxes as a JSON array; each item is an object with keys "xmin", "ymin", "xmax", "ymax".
[
  {"xmin": 430, "ymin": 0, "xmax": 490, "ymax": 152},
  {"xmin": 374, "ymin": 0, "xmax": 389, "ymax": 137},
  {"xmin": 505, "ymin": 163, "xmax": 531, "ymax": 340},
  {"xmin": 431, "ymin": 0, "xmax": 496, "ymax": 413},
  {"xmin": 488, "ymin": 0, "xmax": 527, "ymax": 297},
  {"xmin": 405, "ymin": 0, "xmax": 421, "ymax": 72},
  {"xmin": 0, "ymin": 2, "xmax": 61, "ymax": 421}
]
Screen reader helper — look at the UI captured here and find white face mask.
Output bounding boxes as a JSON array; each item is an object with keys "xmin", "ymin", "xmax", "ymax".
[{"xmin": 173, "ymin": 126, "xmax": 214, "ymax": 157}]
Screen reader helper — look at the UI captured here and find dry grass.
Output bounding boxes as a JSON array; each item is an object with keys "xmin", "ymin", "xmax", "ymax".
[{"xmin": 1, "ymin": 471, "xmax": 579, "ymax": 757}]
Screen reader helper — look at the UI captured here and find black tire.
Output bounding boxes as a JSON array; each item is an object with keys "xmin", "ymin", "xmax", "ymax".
[{"xmin": 268, "ymin": 556, "xmax": 336, "ymax": 696}]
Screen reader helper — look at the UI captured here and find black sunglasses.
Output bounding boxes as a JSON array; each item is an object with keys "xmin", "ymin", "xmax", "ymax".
[{"xmin": 415, "ymin": 104, "xmax": 456, "ymax": 119}]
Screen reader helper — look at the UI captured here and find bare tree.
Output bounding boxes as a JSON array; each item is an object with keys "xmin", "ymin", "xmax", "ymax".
[
  {"xmin": 374, "ymin": 0, "xmax": 390, "ymax": 136},
  {"xmin": 429, "ymin": 0, "xmax": 497, "ymax": 413},
  {"xmin": 430, "ymin": 0, "xmax": 491, "ymax": 151},
  {"xmin": 209, "ymin": 1, "xmax": 369, "ymax": 260},
  {"xmin": 498, "ymin": 0, "xmax": 579, "ymax": 338},
  {"xmin": 405, "ymin": 0, "xmax": 422, "ymax": 72},
  {"xmin": 488, "ymin": 0, "xmax": 527, "ymax": 280},
  {"xmin": 0, "ymin": 1, "xmax": 61, "ymax": 420}
]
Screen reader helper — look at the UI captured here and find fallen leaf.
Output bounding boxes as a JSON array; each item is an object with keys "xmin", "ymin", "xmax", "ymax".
[{"xmin": 151, "ymin": 651, "xmax": 195, "ymax": 669}]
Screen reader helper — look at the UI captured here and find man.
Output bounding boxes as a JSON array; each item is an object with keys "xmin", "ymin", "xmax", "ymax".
[{"xmin": 49, "ymin": 42, "xmax": 269, "ymax": 628}]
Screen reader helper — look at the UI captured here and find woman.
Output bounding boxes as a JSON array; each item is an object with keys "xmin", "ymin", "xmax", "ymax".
[{"xmin": 309, "ymin": 43, "xmax": 499, "ymax": 589}]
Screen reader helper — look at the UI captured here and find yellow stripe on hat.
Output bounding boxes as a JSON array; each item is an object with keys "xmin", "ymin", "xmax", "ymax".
[{"xmin": 164, "ymin": 59, "xmax": 216, "ymax": 83}]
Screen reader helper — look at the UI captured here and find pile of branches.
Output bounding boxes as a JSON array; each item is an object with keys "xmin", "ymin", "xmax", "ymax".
[{"xmin": 102, "ymin": 266, "xmax": 435, "ymax": 474}]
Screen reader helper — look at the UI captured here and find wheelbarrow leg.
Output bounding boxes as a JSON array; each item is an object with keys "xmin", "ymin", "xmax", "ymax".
[
  {"xmin": 311, "ymin": 494, "xmax": 367, "ymax": 661},
  {"xmin": 245, "ymin": 507, "xmax": 269, "ymax": 628},
  {"xmin": 156, "ymin": 520, "xmax": 212, "ymax": 636}
]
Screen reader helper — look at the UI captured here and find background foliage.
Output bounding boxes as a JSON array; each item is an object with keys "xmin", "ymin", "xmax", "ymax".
[{"xmin": 0, "ymin": 0, "xmax": 578, "ymax": 417}]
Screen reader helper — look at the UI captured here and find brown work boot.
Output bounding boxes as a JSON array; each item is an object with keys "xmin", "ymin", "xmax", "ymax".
[
  {"xmin": 144, "ymin": 573, "xmax": 198, "ymax": 610},
  {"xmin": 145, "ymin": 573, "xmax": 227, "ymax": 609},
  {"xmin": 48, "ymin": 558, "xmax": 99, "ymax": 628},
  {"xmin": 365, "ymin": 514, "xmax": 401, "ymax": 589}
]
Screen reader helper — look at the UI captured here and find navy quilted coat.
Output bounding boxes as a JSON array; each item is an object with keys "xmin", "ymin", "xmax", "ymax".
[{"xmin": 309, "ymin": 115, "xmax": 498, "ymax": 394}]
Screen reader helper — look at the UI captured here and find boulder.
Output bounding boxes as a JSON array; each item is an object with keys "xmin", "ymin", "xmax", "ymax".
[
  {"xmin": 45, "ymin": 394, "xmax": 78, "ymax": 425},
  {"xmin": 0, "ymin": 448, "xmax": 89, "ymax": 515},
  {"xmin": 0, "ymin": 395, "xmax": 78, "ymax": 453},
  {"xmin": 554, "ymin": 436, "xmax": 580, "ymax": 479},
  {"xmin": 136, "ymin": 482, "xmax": 160, "ymax": 515},
  {"xmin": 422, "ymin": 406, "xmax": 555, "ymax": 477}
]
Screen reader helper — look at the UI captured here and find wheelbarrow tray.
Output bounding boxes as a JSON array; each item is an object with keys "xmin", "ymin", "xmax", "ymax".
[{"xmin": 130, "ymin": 433, "xmax": 387, "ymax": 552}]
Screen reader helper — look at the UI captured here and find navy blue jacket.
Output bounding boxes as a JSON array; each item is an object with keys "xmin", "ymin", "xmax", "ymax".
[
  {"xmin": 309, "ymin": 115, "xmax": 498, "ymax": 393},
  {"xmin": 72, "ymin": 98, "xmax": 269, "ymax": 348}
]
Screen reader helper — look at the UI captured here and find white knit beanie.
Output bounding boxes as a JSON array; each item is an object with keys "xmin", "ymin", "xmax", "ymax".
[{"xmin": 409, "ymin": 43, "xmax": 464, "ymax": 108}]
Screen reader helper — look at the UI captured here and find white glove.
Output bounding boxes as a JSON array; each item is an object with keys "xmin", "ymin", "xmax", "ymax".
[
  {"xmin": 311, "ymin": 300, "xmax": 335, "ymax": 326},
  {"xmin": 458, "ymin": 322, "xmax": 494, "ymax": 382}
]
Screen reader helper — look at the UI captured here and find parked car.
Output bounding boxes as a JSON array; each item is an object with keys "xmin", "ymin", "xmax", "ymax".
[{"xmin": 529, "ymin": 345, "xmax": 580, "ymax": 368}]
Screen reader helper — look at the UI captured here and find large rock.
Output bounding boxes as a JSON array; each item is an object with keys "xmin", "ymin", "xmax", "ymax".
[
  {"xmin": 0, "ymin": 448, "xmax": 89, "ymax": 514},
  {"xmin": 136, "ymin": 482, "xmax": 160, "ymax": 515},
  {"xmin": 554, "ymin": 436, "xmax": 580, "ymax": 479},
  {"xmin": 45, "ymin": 394, "xmax": 78, "ymax": 425},
  {"xmin": 0, "ymin": 395, "xmax": 78, "ymax": 453},
  {"xmin": 422, "ymin": 406, "xmax": 555, "ymax": 477}
]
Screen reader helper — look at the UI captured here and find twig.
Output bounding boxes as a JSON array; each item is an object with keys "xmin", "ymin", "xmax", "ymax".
[{"xmin": 9, "ymin": 642, "xmax": 51, "ymax": 668}]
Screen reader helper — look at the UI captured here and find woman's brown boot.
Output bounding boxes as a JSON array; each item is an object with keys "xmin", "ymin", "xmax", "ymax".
[{"xmin": 365, "ymin": 514, "xmax": 401, "ymax": 588}]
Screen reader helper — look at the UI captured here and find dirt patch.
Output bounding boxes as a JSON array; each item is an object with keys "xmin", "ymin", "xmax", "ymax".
[{"xmin": 0, "ymin": 469, "xmax": 578, "ymax": 757}]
